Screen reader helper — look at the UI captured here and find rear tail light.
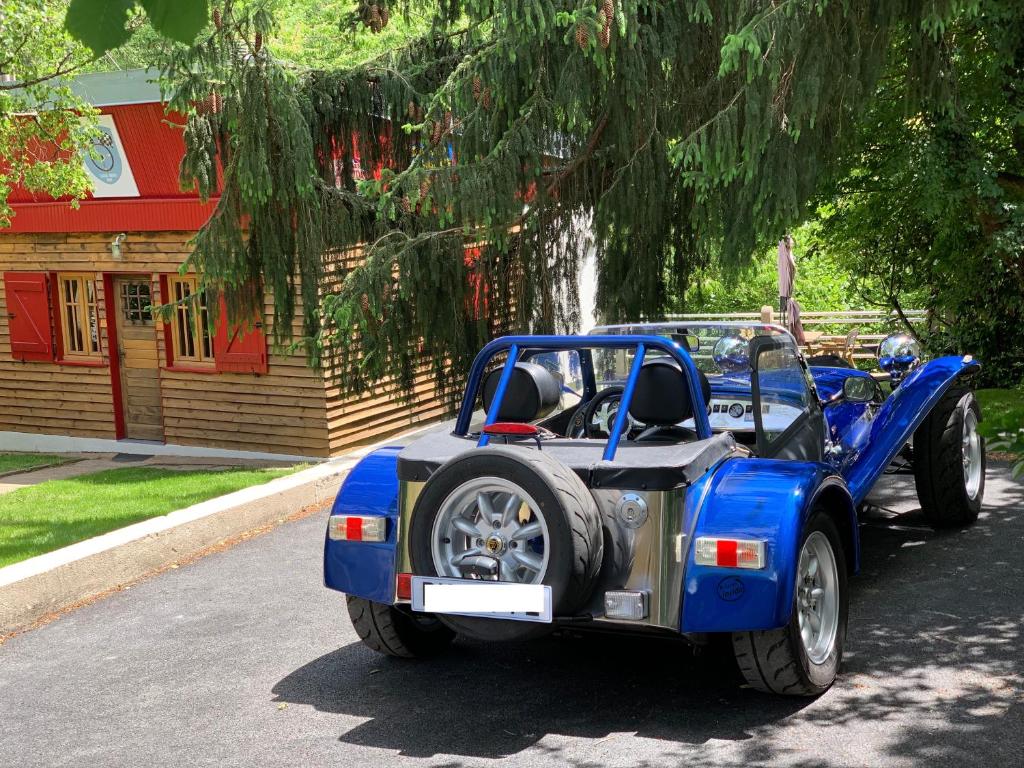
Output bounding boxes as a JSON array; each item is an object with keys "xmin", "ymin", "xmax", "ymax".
[
  {"xmin": 694, "ymin": 537, "xmax": 766, "ymax": 569},
  {"xmin": 327, "ymin": 515, "xmax": 386, "ymax": 542}
]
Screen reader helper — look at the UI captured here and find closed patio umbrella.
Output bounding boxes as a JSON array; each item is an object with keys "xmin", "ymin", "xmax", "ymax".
[{"xmin": 777, "ymin": 235, "xmax": 805, "ymax": 344}]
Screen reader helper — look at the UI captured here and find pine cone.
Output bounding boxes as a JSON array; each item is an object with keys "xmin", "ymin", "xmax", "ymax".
[
  {"xmin": 407, "ymin": 100, "xmax": 417, "ymax": 118},
  {"xmin": 212, "ymin": 7, "xmax": 222, "ymax": 29},
  {"xmin": 379, "ymin": 4, "xmax": 390, "ymax": 28},
  {"xmin": 472, "ymin": 76, "xmax": 482, "ymax": 102},
  {"xmin": 575, "ymin": 23, "xmax": 589, "ymax": 50},
  {"xmin": 210, "ymin": 91, "xmax": 221, "ymax": 115},
  {"xmin": 369, "ymin": 4, "xmax": 382, "ymax": 33},
  {"xmin": 430, "ymin": 120, "xmax": 442, "ymax": 145},
  {"xmin": 419, "ymin": 179, "xmax": 430, "ymax": 200},
  {"xmin": 253, "ymin": 31, "xmax": 263, "ymax": 53},
  {"xmin": 481, "ymin": 88, "xmax": 492, "ymax": 110},
  {"xmin": 598, "ymin": 0, "xmax": 610, "ymax": 48},
  {"xmin": 442, "ymin": 110, "xmax": 453, "ymax": 132},
  {"xmin": 360, "ymin": 293, "xmax": 370, "ymax": 313}
]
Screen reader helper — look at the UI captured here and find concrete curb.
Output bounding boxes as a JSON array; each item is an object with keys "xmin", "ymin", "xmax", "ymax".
[{"xmin": 0, "ymin": 421, "xmax": 441, "ymax": 635}]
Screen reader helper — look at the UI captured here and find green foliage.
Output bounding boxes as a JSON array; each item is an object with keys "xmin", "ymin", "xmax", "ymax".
[
  {"xmin": 152, "ymin": 1, "xmax": 967, "ymax": 402},
  {"xmin": 684, "ymin": 220, "xmax": 897, "ymax": 318},
  {"xmin": 65, "ymin": 0, "xmax": 209, "ymax": 55},
  {"xmin": 0, "ymin": 0, "xmax": 99, "ymax": 226},
  {"xmin": 815, "ymin": 1, "xmax": 1024, "ymax": 386},
  {"xmin": 77, "ymin": 0, "xmax": 1014, "ymax": 405},
  {"xmin": 976, "ymin": 388, "xmax": 1024, "ymax": 478}
]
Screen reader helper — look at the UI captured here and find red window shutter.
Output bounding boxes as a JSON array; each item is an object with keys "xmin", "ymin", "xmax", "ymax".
[
  {"xmin": 3, "ymin": 272, "xmax": 54, "ymax": 361},
  {"xmin": 213, "ymin": 296, "xmax": 268, "ymax": 374}
]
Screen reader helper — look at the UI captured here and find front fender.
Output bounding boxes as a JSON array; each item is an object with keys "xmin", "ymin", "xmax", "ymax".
[
  {"xmin": 681, "ymin": 458, "xmax": 857, "ymax": 633},
  {"xmin": 842, "ymin": 355, "xmax": 980, "ymax": 503},
  {"xmin": 323, "ymin": 447, "xmax": 401, "ymax": 603}
]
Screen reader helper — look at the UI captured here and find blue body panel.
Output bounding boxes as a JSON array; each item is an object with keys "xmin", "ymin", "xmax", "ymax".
[
  {"xmin": 680, "ymin": 458, "xmax": 858, "ymax": 633},
  {"xmin": 323, "ymin": 447, "xmax": 402, "ymax": 603},
  {"xmin": 840, "ymin": 356, "xmax": 978, "ymax": 503}
]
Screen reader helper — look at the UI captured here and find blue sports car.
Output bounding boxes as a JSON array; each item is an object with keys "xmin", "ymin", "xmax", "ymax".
[{"xmin": 323, "ymin": 323, "xmax": 984, "ymax": 696}]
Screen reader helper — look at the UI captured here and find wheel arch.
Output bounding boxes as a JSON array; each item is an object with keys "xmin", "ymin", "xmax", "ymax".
[
  {"xmin": 810, "ymin": 479, "xmax": 860, "ymax": 576},
  {"xmin": 681, "ymin": 458, "xmax": 856, "ymax": 634},
  {"xmin": 323, "ymin": 447, "xmax": 402, "ymax": 603}
]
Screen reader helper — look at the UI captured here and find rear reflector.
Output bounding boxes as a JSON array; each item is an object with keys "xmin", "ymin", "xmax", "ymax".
[
  {"xmin": 327, "ymin": 515, "xmax": 386, "ymax": 542},
  {"xmin": 603, "ymin": 590, "xmax": 649, "ymax": 621},
  {"xmin": 396, "ymin": 573, "xmax": 413, "ymax": 601},
  {"xmin": 694, "ymin": 537, "xmax": 766, "ymax": 569}
]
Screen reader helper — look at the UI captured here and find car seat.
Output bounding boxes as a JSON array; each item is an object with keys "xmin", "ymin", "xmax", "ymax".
[{"xmin": 628, "ymin": 359, "xmax": 712, "ymax": 443}]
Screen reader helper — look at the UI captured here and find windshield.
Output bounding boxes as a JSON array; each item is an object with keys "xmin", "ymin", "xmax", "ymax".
[{"xmin": 589, "ymin": 322, "xmax": 797, "ymax": 383}]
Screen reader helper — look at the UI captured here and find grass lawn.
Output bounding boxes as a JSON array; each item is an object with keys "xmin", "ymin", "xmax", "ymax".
[
  {"xmin": 0, "ymin": 453, "xmax": 70, "ymax": 476},
  {"xmin": 0, "ymin": 466, "xmax": 294, "ymax": 568},
  {"xmin": 976, "ymin": 387, "xmax": 1024, "ymax": 418}
]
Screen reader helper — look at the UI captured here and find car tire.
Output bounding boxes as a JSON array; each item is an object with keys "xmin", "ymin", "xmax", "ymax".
[
  {"xmin": 731, "ymin": 511, "xmax": 848, "ymax": 696},
  {"xmin": 347, "ymin": 596, "xmax": 455, "ymax": 658},
  {"xmin": 913, "ymin": 388, "xmax": 985, "ymax": 528},
  {"xmin": 409, "ymin": 446, "xmax": 603, "ymax": 642}
]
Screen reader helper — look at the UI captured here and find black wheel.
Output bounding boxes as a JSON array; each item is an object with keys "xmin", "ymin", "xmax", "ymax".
[
  {"xmin": 347, "ymin": 596, "xmax": 455, "ymax": 658},
  {"xmin": 732, "ymin": 512, "xmax": 848, "ymax": 696},
  {"xmin": 408, "ymin": 446, "xmax": 603, "ymax": 641},
  {"xmin": 913, "ymin": 388, "xmax": 985, "ymax": 528}
]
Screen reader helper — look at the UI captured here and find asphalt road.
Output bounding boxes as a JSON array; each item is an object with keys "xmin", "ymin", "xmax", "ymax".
[{"xmin": 2, "ymin": 463, "xmax": 1022, "ymax": 768}]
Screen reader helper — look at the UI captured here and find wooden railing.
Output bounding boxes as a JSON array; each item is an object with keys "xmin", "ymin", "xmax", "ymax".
[{"xmin": 664, "ymin": 307, "xmax": 927, "ymax": 363}]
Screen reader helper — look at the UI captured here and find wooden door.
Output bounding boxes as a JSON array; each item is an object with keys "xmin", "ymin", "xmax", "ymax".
[{"xmin": 113, "ymin": 277, "xmax": 164, "ymax": 441}]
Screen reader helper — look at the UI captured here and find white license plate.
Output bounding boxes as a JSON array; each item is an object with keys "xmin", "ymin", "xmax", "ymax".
[{"xmin": 410, "ymin": 576, "xmax": 552, "ymax": 623}]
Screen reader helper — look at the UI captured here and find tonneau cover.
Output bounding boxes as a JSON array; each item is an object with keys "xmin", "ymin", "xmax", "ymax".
[{"xmin": 397, "ymin": 431, "xmax": 738, "ymax": 490}]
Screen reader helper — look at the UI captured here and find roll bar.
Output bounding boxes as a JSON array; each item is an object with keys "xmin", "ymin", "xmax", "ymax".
[{"xmin": 453, "ymin": 335, "xmax": 713, "ymax": 461}]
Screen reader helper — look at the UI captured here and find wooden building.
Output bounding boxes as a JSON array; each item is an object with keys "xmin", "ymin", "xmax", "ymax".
[{"xmin": 0, "ymin": 71, "xmax": 442, "ymax": 458}]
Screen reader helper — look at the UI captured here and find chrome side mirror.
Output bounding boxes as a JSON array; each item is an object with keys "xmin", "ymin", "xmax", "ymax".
[{"xmin": 842, "ymin": 376, "xmax": 876, "ymax": 403}]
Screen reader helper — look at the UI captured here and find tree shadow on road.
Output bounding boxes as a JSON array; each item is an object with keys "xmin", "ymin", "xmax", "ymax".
[{"xmin": 272, "ymin": 465, "xmax": 1023, "ymax": 764}]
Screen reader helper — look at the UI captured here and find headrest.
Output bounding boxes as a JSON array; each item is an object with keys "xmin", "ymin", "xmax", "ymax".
[
  {"xmin": 627, "ymin": 359, "xmax": 711, "ymax": 426},
  {"xmin": 481, "ymin": 362, "xmax": 561, "ymax": 422}
]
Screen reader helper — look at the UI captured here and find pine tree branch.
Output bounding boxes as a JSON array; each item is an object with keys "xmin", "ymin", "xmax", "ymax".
[{"xmin": 543, "ymin": 112, "xmax": 609, "ymax": 198}]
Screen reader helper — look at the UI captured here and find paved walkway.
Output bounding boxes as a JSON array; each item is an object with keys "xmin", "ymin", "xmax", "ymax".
[
  {"xmin": 0, "ymin": 462, "xmax": 1020, "ymax": 768},
  {"xmin": 0, "ymin": 453, "xmax": 295, "ymax": 496}
]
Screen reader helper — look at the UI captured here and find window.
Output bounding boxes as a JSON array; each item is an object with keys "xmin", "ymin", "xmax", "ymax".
[
  {"xmin": 168, "ymin": 275, "xmax": 213, "ymax": 364},
  {"xmin": 120, "ymin": 281, "xmax": 152, "ymax": 324},
  {"xmin": 57, "ymin": 274, "xmax": 100, "ymax": 357}
]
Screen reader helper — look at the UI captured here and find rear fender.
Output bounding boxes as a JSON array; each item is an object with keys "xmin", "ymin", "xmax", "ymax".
[
  {"xmin": 323, "ymin": 447, "xmax": 401, "ymax": 603},
  {"xmin": 681, "ymin": 459, "xmax": 857, "ymax": 633},
  {"xmin": 842, "ymin": 356, "xmax": 980, "ymax": 503}
]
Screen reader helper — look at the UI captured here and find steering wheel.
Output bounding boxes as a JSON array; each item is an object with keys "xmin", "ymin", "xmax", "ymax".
[{"xmin": 571, "ymin": 386, "xmax": 635, "ymax": 439}]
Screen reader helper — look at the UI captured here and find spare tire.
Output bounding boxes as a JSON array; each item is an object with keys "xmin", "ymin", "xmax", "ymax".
[{"xmin": 409, "ymin": 445, "xmax": 603, "ymax": 641}]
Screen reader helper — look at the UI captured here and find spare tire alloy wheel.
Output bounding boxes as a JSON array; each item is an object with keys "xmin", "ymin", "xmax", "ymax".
[
  {"xmin": 410, "ymin": 446, "xmax": 604, "ymax": 642},
  {"xmin": 431, "ymin": 477, "xmax": 550, "ymax": 583}
]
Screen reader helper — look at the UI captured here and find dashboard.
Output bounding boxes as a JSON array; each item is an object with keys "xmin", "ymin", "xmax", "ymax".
[{"xmin": 689, "ymin": 397, "xmax": 804, "ymax": 433}]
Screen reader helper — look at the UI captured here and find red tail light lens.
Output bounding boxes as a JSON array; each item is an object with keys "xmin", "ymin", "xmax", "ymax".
[
  {"xmin": 327, "ymin": 515, "xmax": 386, "ymax": 542},
  {"xmin": 694, "ymin": 537, "xmax": 766, "ymax": 569}
]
